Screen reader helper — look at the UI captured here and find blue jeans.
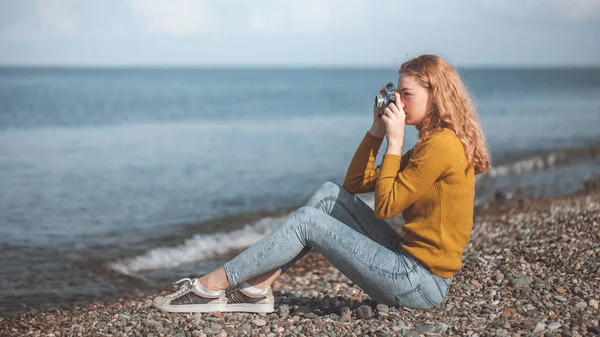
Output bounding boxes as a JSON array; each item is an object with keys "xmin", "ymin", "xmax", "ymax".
[{"xmin": 222, "ymin": 182, "xmax": 452, "ymax": 309}]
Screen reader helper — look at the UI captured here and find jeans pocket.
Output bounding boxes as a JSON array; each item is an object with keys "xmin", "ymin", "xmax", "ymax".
[
  {"xmin": 398, "ymin": 251, "xmax": 419, "ymax": 275},
  {"xmin": 395, "ymin": 284, "xmax": 436, "ymax": 309}
]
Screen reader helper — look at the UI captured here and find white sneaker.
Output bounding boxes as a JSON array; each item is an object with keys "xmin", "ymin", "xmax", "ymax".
[
  {"xmin": 152, "ymin": 278, "xmax": 227, "ymax": 313},
  {"xmin": 224, "ymin": 285, "xmax": 275, "ymax": 313}
]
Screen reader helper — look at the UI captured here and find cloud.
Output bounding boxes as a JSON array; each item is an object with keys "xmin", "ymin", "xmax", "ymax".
[
  {"xmin": 248, "ymin": 0, "xmax": 371, "ymax": 34},
  {"xmin": 0, "ymin": 0, "xmax": 78, "ymax": 41},
  {"xmin": 1, "ymin": 0, "xmax": 597, "ymax": 43},
  {"xmin": 127, "ymin": 0, "xmax": 215, "ymax": 37},
  {"xmin": 476, "ymin": 0, "xmax": 600, "ymax": 20},
  {"xmin": 245, "ymin": 0, "xmax": 600, "ymax": 34},
  {"xmin": 566, "ymin": 0, "xmax": 600, "ymax": 19}
]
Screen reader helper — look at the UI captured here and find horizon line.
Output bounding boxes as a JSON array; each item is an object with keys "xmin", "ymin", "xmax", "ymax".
[{"xmin": 1, "ymin": 63, "xmax": 600, "ymax": 70}]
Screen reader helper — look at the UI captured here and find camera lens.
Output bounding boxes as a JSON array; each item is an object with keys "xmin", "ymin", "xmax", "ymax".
[{"xmin": 374, "ymin": 95, "xmax": 383, "ymax": 109}]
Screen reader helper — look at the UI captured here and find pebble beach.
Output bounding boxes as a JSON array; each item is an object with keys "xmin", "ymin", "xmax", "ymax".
[{"xmin": 1, "ymin": 189, "xmax": 599, "ymax": 337}]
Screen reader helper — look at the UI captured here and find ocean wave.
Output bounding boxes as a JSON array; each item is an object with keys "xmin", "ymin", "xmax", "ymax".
[
  {"xmin": 483, "ymin": 152, "xmax": 568, "ymax": 178},
  {"xmin": 482, "ymin": 143, "xmax": 600, "ymax": 178},
  {"xmin": 107, "ymin": 194, "xmax": 378, "ymax": 275},
  {"xmin": 107, "ymin": 215, "xmax": 289, "ymax": 275}
]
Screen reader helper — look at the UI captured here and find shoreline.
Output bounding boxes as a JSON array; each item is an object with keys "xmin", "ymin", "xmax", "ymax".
[{"xmin": 1, "ymin": 190, "xmax": 599, "ymax": 336}]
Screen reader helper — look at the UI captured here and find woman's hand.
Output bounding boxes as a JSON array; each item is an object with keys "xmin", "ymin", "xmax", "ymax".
[
  {"xmin": 368, "ymin": 86, "xmax": 387, "ymax": 139},
  {"xmin": 381, "ymin": 91, "xmax": 405, "ymax": 154}
]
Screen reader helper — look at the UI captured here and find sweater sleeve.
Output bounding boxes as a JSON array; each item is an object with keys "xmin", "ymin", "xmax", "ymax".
[
  {"xmin": 343, "ymin": 132, "xmax": 384, "ymax": 194},
  {"xmin": 374, "ymin": 134, "xmax": 453, "ymax": 219},
  {"xmin": 343, "ymin": 132, "xmax": 413, "ymax": 194}
]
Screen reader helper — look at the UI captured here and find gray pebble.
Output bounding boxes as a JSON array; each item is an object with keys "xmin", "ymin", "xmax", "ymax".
[
  {"xmin": 435, "ymin": 322, "xmax": 449, "ymax": 333},
  {"xmin": 356, "ymin": 305, "xmax": 373, "ymax": 319},
  {"xmin": 533, "ymin": 322, "xmax": 546, "ymax": 334},
  {"xmin": 238, "ymin": 324, "xmax": 252, "ymax": 334},
  {"xmin": 251, "ymin": 319, "xmax": 266, "ymax": 327},
  {"xmin": 278, "ymin": 305, "xmax": 289, "ymax": 317},
  {"xmin": 553, "ymin": 295, "xmax": 567, "ymax": 302},
  {"xmin": 203, "ymin": 327, "xmax": 220, "ymax": 336},
  {"xmin": 376, "ymin": 304, "xmax": 389, "ymax": 313},
  {"xmin": 547, "ymin": 321, "xmax": 561, "ymax": 330},
  {"xmin": 414, "ymin": 324, "xmax": 436, "ymax": 333},
  {"xmin": 377, "ymin": 311, "xmax": 388, "ymax": 319},
  {"xmin": 512, "ymin": 275, "xmax": 533, "ymax": 289},
  {"xmin": 339, "ymin": 312, "xmax": 352, "ymax": 323}
]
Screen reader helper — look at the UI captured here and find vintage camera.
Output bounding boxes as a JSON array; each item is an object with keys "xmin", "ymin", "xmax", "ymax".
[{"xmin": 374, "ymin": 82, "xmax": 396, "ymax": 113}]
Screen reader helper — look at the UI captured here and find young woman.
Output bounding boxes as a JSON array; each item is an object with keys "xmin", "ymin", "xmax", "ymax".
[{"xmin": 152, "ymin": 54, "xmax": 491, "ymax": 313}]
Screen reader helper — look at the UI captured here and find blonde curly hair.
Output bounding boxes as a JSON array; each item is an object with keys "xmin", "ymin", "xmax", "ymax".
[{"xmin": 400, "ymin": 54, "xmax": 491, "ymax": 175}]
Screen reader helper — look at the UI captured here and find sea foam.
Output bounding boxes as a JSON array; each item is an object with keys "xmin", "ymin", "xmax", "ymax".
[{"xmin": 108, "ymin": 215, "xmax": 289, "ymax": 275}]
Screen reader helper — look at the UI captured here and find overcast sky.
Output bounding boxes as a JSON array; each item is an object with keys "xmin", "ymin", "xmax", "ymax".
[{"xmin": 0, "ymin": 0, "xmax": 599, "ymax": 67}]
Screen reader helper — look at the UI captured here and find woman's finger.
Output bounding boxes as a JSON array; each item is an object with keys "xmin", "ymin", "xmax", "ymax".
[
  {"xmin": 380, "ymin": 114, "xmax": 388, "ymax": 125},
  {"xmin": 394, "ymin": 91, "xmax": 405, "ymax": 114},
  {"xmin": 383, "ymin": 107, "xmax": 393, "ymax": 118},
  {"xmin": 384, "ymin": 106, "xmax": 398, "ymax": 119},
  {"xmin": 387, "ymin": 102, "xmax": 398, "ymax": 115}
]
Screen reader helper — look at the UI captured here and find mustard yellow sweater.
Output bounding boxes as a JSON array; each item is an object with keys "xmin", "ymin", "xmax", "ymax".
[{"xmin": 343, "ymin": 128, "xmax": 475, "ymax": 278}]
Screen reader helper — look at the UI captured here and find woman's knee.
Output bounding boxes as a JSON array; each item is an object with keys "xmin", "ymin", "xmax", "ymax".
[
  {"xmin": 283, "ymin": 206, "xmax": 322, "ymax": 237},
  {"xmin": 306, "ymin": 181, "xmax": 341, "ymax": 209},
  {"xmin": 292, "ymin": 206, "xmax": 322, "ymax": 222}
]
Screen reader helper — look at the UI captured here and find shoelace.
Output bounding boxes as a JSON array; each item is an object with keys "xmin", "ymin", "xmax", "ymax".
[{"xmin": 166, "ymin": 277, "xmax": 197, "ymax": 299}]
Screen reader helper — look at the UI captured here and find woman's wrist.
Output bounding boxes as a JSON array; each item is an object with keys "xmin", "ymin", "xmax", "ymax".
[
  {"xmin": 385, "ymin": 141, "xmax": 403, "ymax": 155},
  {"xmin": 368, "ymin": 127, "xmax": 385, "ymax": 140}
]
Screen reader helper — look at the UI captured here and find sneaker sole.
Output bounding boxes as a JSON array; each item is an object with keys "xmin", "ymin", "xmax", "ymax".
[
  {"xmin": 223, "ymin": 303, "xmax": 274, "ymax": 313},
  {"xmin": 152, "ymin": 301, "xmax": 227, "ymax": 313}
]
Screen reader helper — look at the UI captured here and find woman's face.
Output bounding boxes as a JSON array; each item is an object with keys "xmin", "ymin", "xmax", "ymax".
[{"xmin": 397, "ymin": 74, "xmax": 433, "ymax": 126}]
